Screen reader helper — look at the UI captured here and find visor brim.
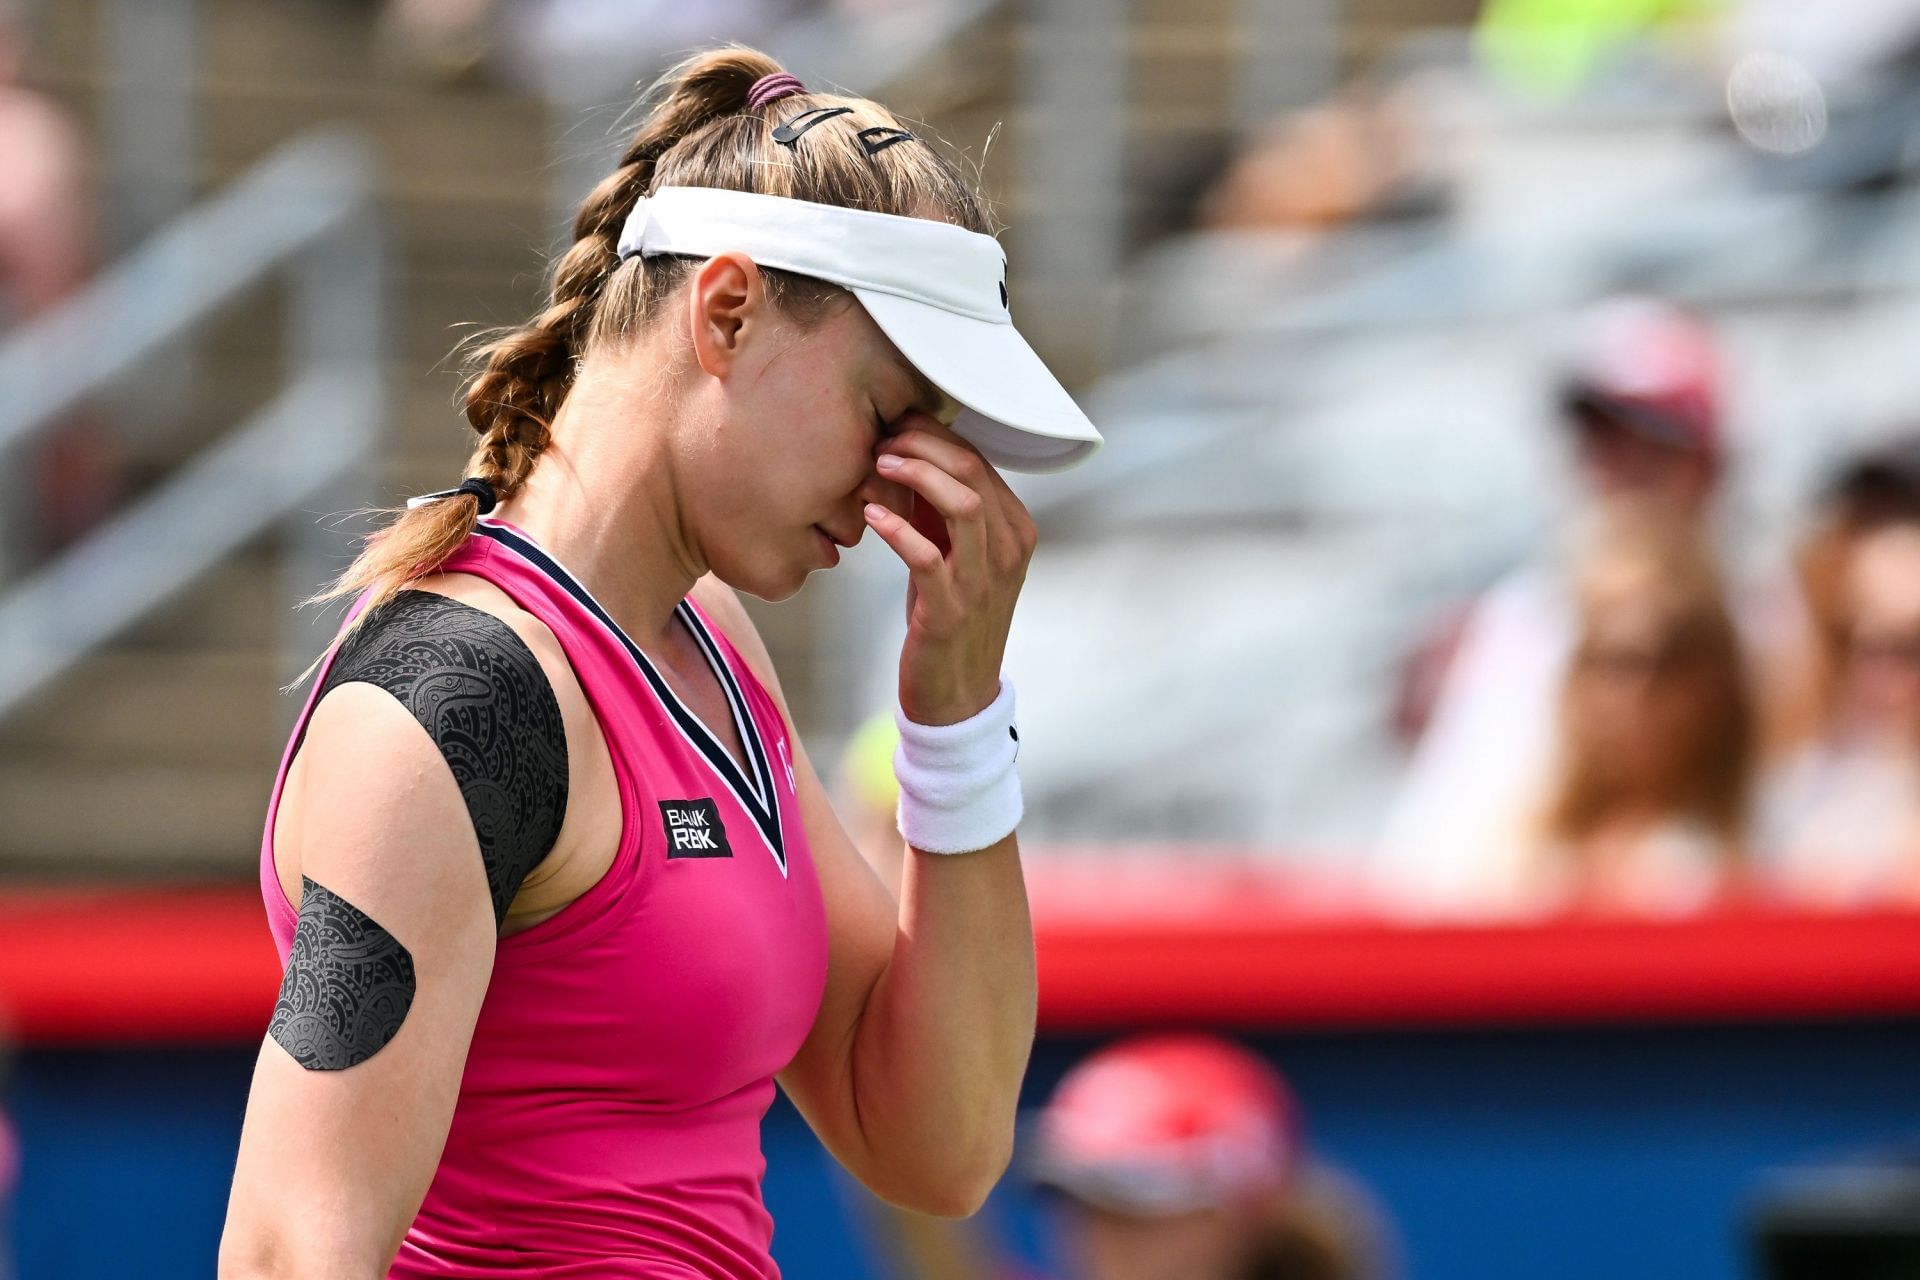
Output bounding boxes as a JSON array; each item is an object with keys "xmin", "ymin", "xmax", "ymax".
[{"xmin": 854, "ymin": 287, "xmax": 1104, "ymax": 474}]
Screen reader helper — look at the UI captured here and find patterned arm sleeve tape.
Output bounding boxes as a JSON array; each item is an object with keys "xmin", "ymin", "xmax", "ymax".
[
  {"xmin": 269, "ymin": 876, "xmax": 416, "ymax": 1070},
  {"xmin": 310, "ymin": 589, "xmax": 570, "ymax": 930}
]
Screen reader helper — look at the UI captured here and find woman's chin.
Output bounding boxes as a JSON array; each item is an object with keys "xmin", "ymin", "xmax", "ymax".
[
  {"xmin": 768, "ymin": 572, "xmax": 810, "ymax": 601},
  {"xmin": 750, "ymin": 559, "xmax": 815, "ymax": 603}
]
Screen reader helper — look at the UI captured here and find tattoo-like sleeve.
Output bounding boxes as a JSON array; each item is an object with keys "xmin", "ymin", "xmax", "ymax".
[{"xmin": 269, "ymin": 877, "xmax": 416, "ymax": 1071}]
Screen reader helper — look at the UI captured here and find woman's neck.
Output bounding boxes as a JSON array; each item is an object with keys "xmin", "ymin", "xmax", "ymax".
[{"xmin": 487, "ymin": 370, "xmax": 705, "ymax": 654}]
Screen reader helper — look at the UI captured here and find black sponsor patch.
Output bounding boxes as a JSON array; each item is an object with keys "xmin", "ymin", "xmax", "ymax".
[{"xmin": 660, "ymin": 798, "xmax": 732, "ymax": 859}]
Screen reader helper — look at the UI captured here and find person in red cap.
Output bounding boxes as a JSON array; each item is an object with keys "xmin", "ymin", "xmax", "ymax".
[
  {"xmin": 1371, "ymin": 296, "xmax": 1800, "ymax": 919},
  {"xmin": 1024, "ymin": 1034, "xmax": 1389, "ymax": 1280}
]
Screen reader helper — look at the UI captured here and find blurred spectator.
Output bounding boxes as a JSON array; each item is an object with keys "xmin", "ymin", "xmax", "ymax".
[
  {"xmin": 0, "ymin": 0, "xmax": 120, "ymax": 568},
  {"xmin": 0, "ymin": 1, "xmax": 90, "ymax": 328},
  {"xmin": 1524, "ymin": 499, "xmax": 1756, "ymax": 917},
  {"xmin": 1769, "ymin": 434, "xmax": 1920, "ymax": 754},
  {"xmin": 1371, "ymin": 296, "xmax": 1763, "ymax": 918},
  {"xmin": 1389, "ymin": 498, "xmax": 1758, "ymax": 919},
  {"xmin": 1113, "ymin": 69, "xmax": 1459, "ymax": 364},
  {"xmin": 1755, "ymin": 503, "xmax": 1920, "ymax": 908},
  {"xmin": 1026, "ymin": 1034, "xmax": 1391, "ymax": 1280},
  {"xmin": 1196, "ymin": 82, "xmax": 1444, "ymax": 238}
]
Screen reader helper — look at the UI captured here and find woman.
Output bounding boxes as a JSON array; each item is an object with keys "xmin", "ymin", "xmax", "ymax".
[
  {"xmin": 1522, "ymin": 499, "xmax": 1756, "ymax": 917},
  {"xmin": 220, "ymin": 46, "xmax": 1100, "ymax": 1278},
  {"xmin": 1768, "ymin": 433, "xmax": 1920, "ymax": 756},
  {"xmin": 1757, "ymin": 515, "xmax": 1920, "ymax": 906}
]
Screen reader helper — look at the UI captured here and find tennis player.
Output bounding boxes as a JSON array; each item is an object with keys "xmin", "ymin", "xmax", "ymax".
[{"xmin": 218, "ymin": 44, "xmax": 1101, "ymax": 1279}]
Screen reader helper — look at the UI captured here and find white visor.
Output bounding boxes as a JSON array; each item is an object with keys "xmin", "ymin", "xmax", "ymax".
[{"xmin": 616, "ymin": 185, "xmax": 1103, "ymax": 473}]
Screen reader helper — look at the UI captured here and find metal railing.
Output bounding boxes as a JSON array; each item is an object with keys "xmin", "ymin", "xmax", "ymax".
[{"xmin": 0, "ymin": 127, "xmax": 385, "ymax": 725}]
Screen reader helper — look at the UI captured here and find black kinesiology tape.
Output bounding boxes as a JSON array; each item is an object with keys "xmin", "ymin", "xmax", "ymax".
[
  {"xmin": 269, "ymin": 590, "xmax": 570, "ymax": 1071},
  {"xmin": 269, "ymin": 876, "xmax": 416, "ymax": 1071}
]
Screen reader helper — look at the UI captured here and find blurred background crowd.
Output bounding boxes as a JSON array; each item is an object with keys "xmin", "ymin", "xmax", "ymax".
[{"xmin": 3, "ymin": 0, "xmax": 1920, "ymax": 1277}]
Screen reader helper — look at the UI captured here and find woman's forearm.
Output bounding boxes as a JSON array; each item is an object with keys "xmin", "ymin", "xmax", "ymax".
[{"xmin": 846, "ymin": 830, "xmax": 1037, "ymax": 1215}]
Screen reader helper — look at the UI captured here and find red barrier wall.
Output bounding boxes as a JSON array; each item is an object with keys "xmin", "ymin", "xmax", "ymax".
[{"xmin": 2, "ymin": 866, "xmax": 1917, "ymax": 1043}]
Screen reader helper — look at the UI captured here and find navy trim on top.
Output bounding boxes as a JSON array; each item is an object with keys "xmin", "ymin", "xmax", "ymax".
[
  {"xmin": 678, "ymin": 599, "xmax": 780, "ymax": 821},
  {"xmin": 470, "ymin": 519, "xmax": 786, "ymax": 873}
]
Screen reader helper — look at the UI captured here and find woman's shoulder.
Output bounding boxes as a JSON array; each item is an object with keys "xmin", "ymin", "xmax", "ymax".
[
  {"xmin": 383, "ymin": 568, "xmax": 600, "ymax": 736},
  {"xmin": 302, "ymin": 570, "xmax": 590, "ymax": 834},
  {"xmin": 405, "ymin": 570, "xmax": 576, "ymax": 692},
  {"xmin": 305, "ymin": 570, "xmax": 583, "ymax": 779},
  {"xmin": 289, "ymin": 571, "xmax": 600, "ymax": 924}
]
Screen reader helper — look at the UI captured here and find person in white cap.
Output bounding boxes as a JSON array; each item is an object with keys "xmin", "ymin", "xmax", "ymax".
[{"xmin": 223, "ymin": 45, "xmax": 1100, "ymax": 1279}]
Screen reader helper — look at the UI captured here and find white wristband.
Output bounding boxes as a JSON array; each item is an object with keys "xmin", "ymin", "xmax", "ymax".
[{"xmin": 893, "ymin": 676, "xmax": 1023, "ymax": 855}]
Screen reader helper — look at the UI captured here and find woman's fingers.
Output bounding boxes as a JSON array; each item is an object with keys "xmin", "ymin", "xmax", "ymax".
[
  {"xmin": 879, "ymin": 423, "xmax": 1013, "ymax": 503},
  {"xmin": 874, "ymin": 453, "xmax": 987, "ymax": 577},
  {"xmin": 879, "ymin": 427, "xmax": 1036, "ymax": 579},
  {"xmin": 867, "ymin": 420, "xmax": 1038, "ymax": 723},
  {"xmin": 864, "ymin": 501, "xmax": 944, "ymax": 574}
]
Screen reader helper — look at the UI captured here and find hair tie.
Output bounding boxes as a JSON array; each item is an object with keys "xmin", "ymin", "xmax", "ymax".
[
  {"xmin": 747, "ymin": 72, "xmax": 806, "ymax": 110},
  {"xmin": 405, "ymin": 476, "xmax": 497, "ymax": 514}
]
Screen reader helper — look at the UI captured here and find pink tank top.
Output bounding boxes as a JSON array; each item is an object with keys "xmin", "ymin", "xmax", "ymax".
[{"xmin": 257, "ymin": 514, "xmax": 831, "ymax": 1278}]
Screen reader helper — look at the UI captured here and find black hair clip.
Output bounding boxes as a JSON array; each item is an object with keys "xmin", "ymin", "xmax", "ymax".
[
  {"xmin": 856, "ymin": 125, "xmax": 915, "ymax": 157},
  {"xmin": 773, "ymin": 105, "xmax": 853, "ymax": 146}
]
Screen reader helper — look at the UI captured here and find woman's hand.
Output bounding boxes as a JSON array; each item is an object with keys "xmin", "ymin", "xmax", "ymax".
[{"xmin": 863, "ymin": 414, "xmax": 1037, "ymax": 727}]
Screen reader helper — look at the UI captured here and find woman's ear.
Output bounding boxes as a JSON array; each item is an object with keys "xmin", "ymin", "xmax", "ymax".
[{"xmin": 688, "ymin": 251, "xmax": 765, "ymax": 379}]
